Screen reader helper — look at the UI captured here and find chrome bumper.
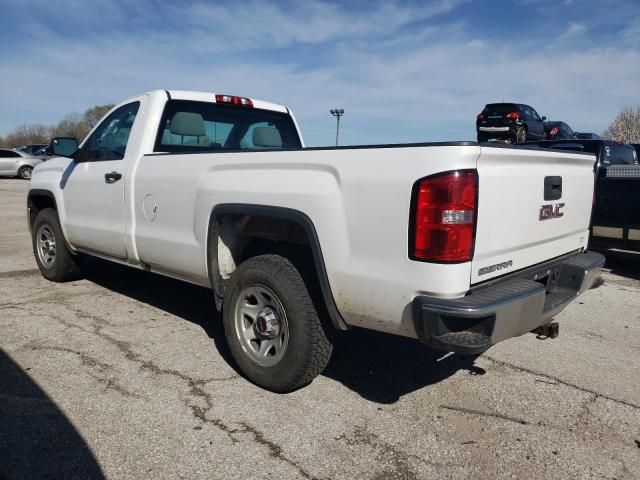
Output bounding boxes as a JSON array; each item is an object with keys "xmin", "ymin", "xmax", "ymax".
[{"xmin": 413, "ymin": 251, "xmax": 605, "ymax": 354}]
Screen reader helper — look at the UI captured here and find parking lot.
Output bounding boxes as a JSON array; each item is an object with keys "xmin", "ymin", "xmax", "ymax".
[{"xmin": 1, "ymin": 178, "xmax": 639, "ymax": 479}]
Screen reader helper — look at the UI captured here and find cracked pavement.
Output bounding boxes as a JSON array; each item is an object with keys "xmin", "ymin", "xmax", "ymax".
[{"xmin": 1, "ymin": 179, "xmax": 639, "ymax": 479}]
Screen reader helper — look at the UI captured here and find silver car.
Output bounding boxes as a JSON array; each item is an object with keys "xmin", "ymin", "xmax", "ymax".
[{"xmin": 0, "ymin": 148, "xmax": 44, "ymax": 179}]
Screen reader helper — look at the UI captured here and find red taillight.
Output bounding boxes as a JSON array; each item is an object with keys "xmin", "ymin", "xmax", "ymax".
[
  {"xmin": 477, "ymin": 113, "xmax": 485, "ymax": 120},
  {"xmin": 411, "ymin": 170, "xmax": 478, "ymax": 262},
  {"xmin": 550, "ymin": 126, "xmax": 559, "ymax": 136},
  {"xmin": 215, "ymin": 94, "xmax": 253, "ymax": 107},
  {"xmin": 505, "ymin": 111, "xmax": 520, "ymax": 120}
]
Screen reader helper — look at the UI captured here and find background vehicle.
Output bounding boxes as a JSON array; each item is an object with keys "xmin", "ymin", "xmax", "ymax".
[
  {"xmin": 18, "ymin": 144, "xmax": 48, "ymax": 155},
  {"xmin": 543, "ymin": 121, "xmax": 577, "ymax": 140},
  {"xmin": 476, "ymin": 103, "xmax": 546, "ymax": 143},
  {"xmin": 0, "ymin": 148, "xmax": 43, "ymax": 179},
  {"xmin": 521, "ymin": 139, "xmax": 640, "ymax": 251},
  {"xmin": 34, "ymin": 146, "xmax": 50, "ymax": 157},
  {"xmin": 28, "ymin": 90, "xmax": 603, "ymax": 392},
  {"xmin": 575, "ymin": 132, "xmax": 601, "ymax": 140}
]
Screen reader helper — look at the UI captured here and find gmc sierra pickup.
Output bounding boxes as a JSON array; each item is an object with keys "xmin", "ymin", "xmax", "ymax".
[{"xmin": 28, "ymin": 90, "xmax": 604, "ymax": 392}]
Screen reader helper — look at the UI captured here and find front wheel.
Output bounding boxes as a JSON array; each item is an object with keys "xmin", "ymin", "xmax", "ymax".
[
  {"xmin": 18, "ymin": 166, "xmax": 33, "ymax": 180},
  {"xmin": 32, "ymin": 208, "xmax": 83, "ymax": 282},
  {"xmin": 223, "ymin": 254, "xmax": 333, "ymax": 392}
]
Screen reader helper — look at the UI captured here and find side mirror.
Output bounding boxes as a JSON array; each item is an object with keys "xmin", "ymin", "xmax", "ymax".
[
  {"xmin": 48, "ymin": 137, "xmax": 78, "ymax": 158},
  {"xmin": 541, "ymin": 116, "xmax": 547, "ymax": 121}
]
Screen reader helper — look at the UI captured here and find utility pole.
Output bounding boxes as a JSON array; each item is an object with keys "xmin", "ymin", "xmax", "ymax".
[{"xmin": 330, "ymin": 108, "xmax": 344, "ymax": 146}]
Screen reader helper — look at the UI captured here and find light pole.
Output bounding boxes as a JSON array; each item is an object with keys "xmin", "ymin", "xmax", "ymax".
[{"xmin": 330, "ymin": 108, "xmax": 344, "ymax": 146}]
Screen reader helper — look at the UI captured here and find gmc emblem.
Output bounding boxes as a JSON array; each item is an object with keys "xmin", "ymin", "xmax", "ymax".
[{"xmin": 539, "ymin": 203, "xmax": 565, "ymax": 221}]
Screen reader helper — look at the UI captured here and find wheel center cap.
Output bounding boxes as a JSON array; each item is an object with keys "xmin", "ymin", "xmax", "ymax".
[{"xmin": 255, "ymin": 307, "xmax": 280, "ymax": 338}]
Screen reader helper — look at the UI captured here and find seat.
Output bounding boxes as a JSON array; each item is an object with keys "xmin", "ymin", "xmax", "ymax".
[
  {"xmin": 170, "ymin": 112, "xmax": 206, "ymax": 137},
  {"xmin": 252, "ymin": 127, "xmax": 282, "ymax": 148}
]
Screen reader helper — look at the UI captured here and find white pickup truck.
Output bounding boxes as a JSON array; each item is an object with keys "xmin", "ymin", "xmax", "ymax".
[{"xmin": 28, "ymin": 90, "xmax": 604, "ymax": 392}]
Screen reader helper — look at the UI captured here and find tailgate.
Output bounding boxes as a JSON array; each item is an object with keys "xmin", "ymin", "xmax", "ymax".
[{"xmin": 471, "ymin": 146, "xmax": 596, "ymax": 284}]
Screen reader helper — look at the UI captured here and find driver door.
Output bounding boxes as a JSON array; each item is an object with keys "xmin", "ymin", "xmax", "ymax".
[{"xmin": 61, "ymin": 100, "xmax": 143, "ymax": 258}]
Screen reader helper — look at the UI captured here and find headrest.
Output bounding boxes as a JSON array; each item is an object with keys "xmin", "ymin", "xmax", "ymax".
[
  {"xmin": 252, "ymin": 127, "xmax": 282, "ymax": 148},
  {"xmin": 170, "ymin": 112, "xmax": 206, "ymax": 136}
]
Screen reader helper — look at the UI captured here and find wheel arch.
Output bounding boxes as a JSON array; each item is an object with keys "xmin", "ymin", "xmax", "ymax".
[
  {"xmin": 206, "ymin": 203, "xmax": 349, "ymax": 331},
  {"xmin": 27, "ymin": 189, "xmax": 58, "ymax": 233}
]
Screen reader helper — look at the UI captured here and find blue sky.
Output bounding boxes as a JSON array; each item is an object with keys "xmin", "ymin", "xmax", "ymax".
[{"xmin": 0, "ymin": 0, "xmax": 638, "ymax": 146}]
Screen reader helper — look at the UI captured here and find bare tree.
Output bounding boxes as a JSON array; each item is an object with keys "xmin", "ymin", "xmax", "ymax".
[
  {"xmin": 84, "ymin": 104, "xmax": 114, "ymax": 128},
  {"xmin": 52, "ymin": 113, "xmax": 90, "ymax": 141},
  {"xmin": 1, "ymin": 102, "xmax": 114, "ymax": 147},
  {"xmin": 602, "ymin": 106, "xmax": 640, "ymax": 143},
  {"xmin": 1, "ymin": 124, "xmax": 53, "ymax": 147}
]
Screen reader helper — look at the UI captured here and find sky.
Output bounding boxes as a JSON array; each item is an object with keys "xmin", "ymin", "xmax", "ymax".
[{"xmin": 0, "ymin": 0, "xmax": 638, "ymax": 146}]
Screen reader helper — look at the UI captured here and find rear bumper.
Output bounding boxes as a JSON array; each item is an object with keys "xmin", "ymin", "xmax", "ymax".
[
  {"xmin": 413, "ymin": 251, "xmax": 605, "ymax": 354},
  {"xmin": 477, "ymin": 125, "xmax": 518, "ymax": 139},
  {"xmin": 478, "ymin": 126, "xmax": 511, "ymax": 132}
]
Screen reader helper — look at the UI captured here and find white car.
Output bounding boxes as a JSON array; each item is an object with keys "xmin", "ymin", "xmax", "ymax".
[
  {"xmin": 0, "ymin": 148, "xmax": 43, "ymax": 179},
  {"xmin": 27, "ymin": 90, "xmax": 604, "ymax": 392}
]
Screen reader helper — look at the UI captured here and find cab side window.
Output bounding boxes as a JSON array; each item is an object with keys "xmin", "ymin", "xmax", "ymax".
[
  {"xmin": 530, "ymin": 108, "xmax": 542, "ymax": 122},
  {"xmin": 77, "ymin": 102, "xmax": 140, "ymax": 162},
  {"xmin": 0, "ymin": 150, "xmax": 21, "ymax": 158}
]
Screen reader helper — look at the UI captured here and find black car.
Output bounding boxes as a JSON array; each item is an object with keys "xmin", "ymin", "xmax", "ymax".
[
  {"xmin": 520, "ymin": 139, "xmax": 640, "ymax": 251},
  {"xmin": 543, "ymin": 121, "xmax": 577, "ymax": 140},
  {"xmin": 476, "ymin": 103, "xmax": 546, "ymax": 143},
  {"xmin": 18, "ymin": 144, "xmax": 48, "ymax": 155},
  {"xmin": 575, "ymin": 132, "xmax": 601, "ymax": 140}
]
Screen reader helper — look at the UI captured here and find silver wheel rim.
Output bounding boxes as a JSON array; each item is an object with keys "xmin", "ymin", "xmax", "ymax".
[
  {"xmin": 20, "ymin": 167, "xmax": 32, "ymax": 179},
  {"xmin": 517, "ymin": 129, "xmax": 526, "ymax": 143},
  {"xmin": 234, "ymin": 284, "xmax": 289, "ymax": 367},
  {"xmin": 36, "ymin": 224, "xmax": 56, "ymax": 269}
]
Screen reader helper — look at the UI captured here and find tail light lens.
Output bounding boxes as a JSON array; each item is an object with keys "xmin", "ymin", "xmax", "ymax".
[
  {"xmin": 505, "ymin": 112, "xmax": 520, "ymax": 120},
  {"xmin": 411, "ymin": 170, "xmax": 478, "ymax": 262},
  {"xmin": 550, "ymin": 126, "xmax": 559, "ymax": 136},
  {"xmin": 477, "ymin": 113, "xmax": 485, "ymax": 120}
]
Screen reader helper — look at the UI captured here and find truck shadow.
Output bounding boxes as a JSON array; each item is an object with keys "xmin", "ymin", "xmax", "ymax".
[
  {"xmin": 598, "ymin": 249, "xmax": 640, "ymax": 281},
  {"xmin": 0, "ymin": 349, "xmax": 105, "ymax": 480},
  {"xmin": 81, "ymin": 258, "xmax": 482, "ymax": 403}
]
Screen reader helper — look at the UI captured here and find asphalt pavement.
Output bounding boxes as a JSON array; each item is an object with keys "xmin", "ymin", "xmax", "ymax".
[{"xmin": 1, "ymin": 178, "xmax": 639, "ymax": 479}]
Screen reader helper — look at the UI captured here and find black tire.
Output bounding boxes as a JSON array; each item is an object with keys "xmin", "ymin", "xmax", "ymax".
[
  {"xmin": 18, "ymin": 165, "xmax": 33, "ymax": 180},
  {"xmin": 515, "ymin": 127, "xmax": 527, "ymax": 143},
  {"xmin": 222, "ymin": 254, "xmax": 333, "ymax": 392},
  {"xmin": 32, "ymin": 208, "xmax": 83, "ymax": 282},
  {"xmin": 477, "ymin": 133, "xmax": 486, "ymax": 143}
]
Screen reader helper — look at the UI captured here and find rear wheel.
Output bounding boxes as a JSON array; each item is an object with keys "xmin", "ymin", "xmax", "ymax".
[
  {"xmin": 18, "ymin": 166, "xmax": 33, "ymax": 180},
  {"xmin": 32, "ymin": 208, "xmax": 83, "ymax": 282},
  {"xmin": 515, "ymin": 127, "xmax": 527, "ymax": 143},
  {"xmin": 222, "ymin": 254, "xmax": 333, "ymax": 392}
]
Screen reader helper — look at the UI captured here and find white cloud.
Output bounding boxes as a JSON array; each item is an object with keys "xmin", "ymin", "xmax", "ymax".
[
  {"xmin": 182, "ymin": 0, "xmax": 467, "ymax": 50},
  {"xmin": 558, "ymin": 22, "xmax": 587, "ymax": 40}
]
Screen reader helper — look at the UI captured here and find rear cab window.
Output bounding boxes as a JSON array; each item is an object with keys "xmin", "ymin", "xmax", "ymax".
[
  {"xmin": 155, "ymin": 100, "xmax": 302, "ymax": 153},
  {"xmin": 482, "ymin": 103, "xmax": 519, "ymax": 117}
]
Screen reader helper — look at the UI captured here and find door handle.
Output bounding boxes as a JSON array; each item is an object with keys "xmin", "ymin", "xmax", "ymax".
[{"xmin": 105, "ymin": 171, "xmax": 122, "ymax": 183}]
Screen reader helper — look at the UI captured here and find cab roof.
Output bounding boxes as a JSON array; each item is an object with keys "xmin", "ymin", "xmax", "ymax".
[{"xmin": 165, "ymin": 89, "xmax": 289, "ymax": 114}]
